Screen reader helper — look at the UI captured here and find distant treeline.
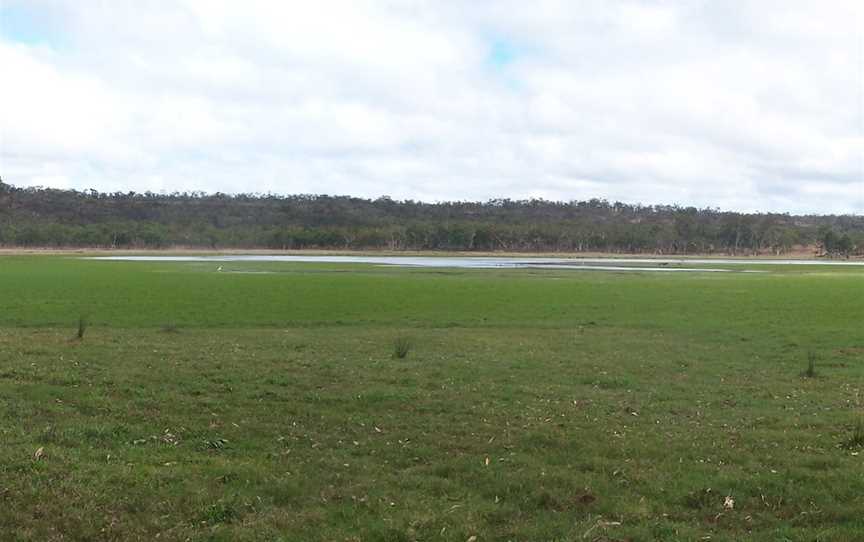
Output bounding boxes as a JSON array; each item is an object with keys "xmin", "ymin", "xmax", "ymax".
[{"xmin": 1, "ymin": 180, "xmax": 862, "ymax": 255}]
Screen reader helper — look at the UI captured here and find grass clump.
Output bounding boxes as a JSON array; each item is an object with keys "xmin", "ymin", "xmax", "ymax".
[
  {"xmin": 840, "ymin": 419, "xmax": 864, "ymax": 450},
  {"xmin": 801, "ymin": 351, "xmax": 818, "ymax": 378},
  {"xmin": 75, "ymin": 316, "xmax": 88, "ymax": 340},
  {"xmin": 201, "ymin": 500, "xmax": 238, "ymax": 525},
  {"xmin": 392, "ymin": 336, "xmax": 411, "ymax": 359},
  {"xmin": 161, "ymin": 322, "xmax": 180, "ymax": 333}
]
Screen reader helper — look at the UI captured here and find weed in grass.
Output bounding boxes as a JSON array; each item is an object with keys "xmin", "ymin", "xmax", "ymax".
[
  {"xmin": 76, "ymin": 315, "xmax": 88, "ymax": 340},
  {"xmin": 840, "ymin": 419, "xmax": 864, "ymax": 450},
  {"xmin": 161, "ymin": 322, "xmax": 180, "ymax": 333},
  {"xmin": 202, "ymin": 500, "xmax": 238, "ymax": 524},
  {"xmin": 393, "ymin": 336, "xmax": 411, "ymax": 359},
  {"xmin": 801, "ymin": 351, "xmax": 818, "ymax": 378},
  {"xmin": 39, "ymin": 425, "xmax": 57, "ymax": 444},
  {"xmin": 683, "ymin": 487, "xmax": 714, "ymax": 510},
  {"xmin": 205, "ymin": 438, "xmax": 229, "ymax": 450}
]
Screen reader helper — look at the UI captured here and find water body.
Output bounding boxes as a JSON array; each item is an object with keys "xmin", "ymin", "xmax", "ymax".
[{"xmin": 84, "ymin": 254, "xmax": 864, "ymax": 272}]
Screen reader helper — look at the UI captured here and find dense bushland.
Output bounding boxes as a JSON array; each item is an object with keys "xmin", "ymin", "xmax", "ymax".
[{"xmin": 1, "ymin": 180, "xmax": 861, "ymax": 255}]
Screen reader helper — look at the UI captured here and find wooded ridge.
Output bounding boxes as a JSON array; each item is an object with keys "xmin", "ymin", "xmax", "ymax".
[{"xmin": 1, "ymin": 180, "xmax": 861, "ymax": 255}]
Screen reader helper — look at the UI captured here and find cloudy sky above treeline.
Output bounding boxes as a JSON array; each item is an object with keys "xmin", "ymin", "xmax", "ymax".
[{"xmin": 1, "ymin": 0, "xmax": 863, "ymax": 213}]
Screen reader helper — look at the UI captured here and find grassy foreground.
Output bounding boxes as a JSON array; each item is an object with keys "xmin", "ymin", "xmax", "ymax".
[{"xmin": 1, "ymin": 256, "xmax": 863, "ymax": 541}]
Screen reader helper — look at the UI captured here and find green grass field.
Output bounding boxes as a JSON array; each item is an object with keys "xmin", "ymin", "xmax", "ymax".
[{"xmin": 1, "ymin": 256, "xmax": 863, "ymax": 541}]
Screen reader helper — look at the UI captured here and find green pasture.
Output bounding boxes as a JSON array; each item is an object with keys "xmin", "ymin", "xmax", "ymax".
[{"xmin": 0, "ymin": 255, "xmax": 862, "ymax": 541}]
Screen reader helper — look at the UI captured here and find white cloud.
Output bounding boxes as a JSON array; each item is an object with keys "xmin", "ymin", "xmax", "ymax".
[{"xmin": 0, "ymin": 0, "xmax": 862, "ymax": 213}]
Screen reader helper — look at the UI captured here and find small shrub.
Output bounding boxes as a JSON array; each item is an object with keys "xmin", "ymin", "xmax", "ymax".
[
  {"xmin": 801, "ymin": 351, "xmax": 818, "ymax": 378},
  {"xmin": 840, "ymin": 419, "xmax": 864, "ymax": 450},
  {"xmin": 76, "ymin": 316, "xmax": 88, "ymax": 340},
  {"xmin": 393, "ymin": 337, "xmax": 411, "ymax": 359}
]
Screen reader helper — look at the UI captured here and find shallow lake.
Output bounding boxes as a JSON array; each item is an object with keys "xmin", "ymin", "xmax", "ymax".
[{"xmin": 86, "ymin": 255, "xmax": 864, "ymax": 272}]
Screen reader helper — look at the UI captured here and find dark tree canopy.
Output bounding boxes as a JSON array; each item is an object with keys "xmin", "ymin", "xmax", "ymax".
[{"xmin": 0, "ymin": 180, "xmax": 861, "ymax": 256}]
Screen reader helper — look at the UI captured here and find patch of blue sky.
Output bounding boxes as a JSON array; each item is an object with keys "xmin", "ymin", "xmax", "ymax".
[
  {"xmin": 0, "ymin": 4, "xmax": 64, "ymax": 47},
  {"xmin": 488, "ymin": 38, "xmax": 519, "ymax": 68},
  {"xmin": 484, "ymin": 36, "xmax": 532, "ymax": 91}
]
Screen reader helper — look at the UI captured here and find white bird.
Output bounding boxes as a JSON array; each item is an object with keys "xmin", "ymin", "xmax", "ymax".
[{"xmin": 217, "ymin": 266, "xmax": 223, "ymax": 272}]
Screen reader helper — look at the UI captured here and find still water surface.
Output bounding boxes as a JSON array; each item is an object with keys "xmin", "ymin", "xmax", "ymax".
[{"xmin": 87, "ymin": 255, "xmax": 864, "ymax": 272}]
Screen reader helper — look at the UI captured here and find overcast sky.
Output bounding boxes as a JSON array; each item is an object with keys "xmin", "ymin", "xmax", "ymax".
[{"xmin": 1, "ymin": 1, "xmax": 862, "ymax": 213}]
